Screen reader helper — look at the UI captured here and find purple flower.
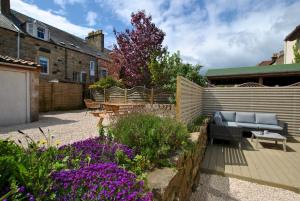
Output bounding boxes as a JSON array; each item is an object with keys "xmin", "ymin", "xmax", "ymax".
[
  {"xmin": 58, "ymin": 137, "xmax": 134, "ymax": 168},
  {"xmin": 52, "ymin": 162, "xmax": 152, "ymax": 201}
]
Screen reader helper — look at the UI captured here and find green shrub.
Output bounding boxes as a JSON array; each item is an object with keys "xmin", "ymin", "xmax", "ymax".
[
  {"xmin": 88, "ymin": 76, "xmax": 123, "ymax": 90},
  {"xmin": 187, "ymin": 115, "xmax": 207, "ymax": 133},
  {"xmin": 112, "ymin": 113, "xmax": 190, "ymax": 167},
  {"xmin": 0, "ymin": 131, "xmax": 68, "ymax": 201}
]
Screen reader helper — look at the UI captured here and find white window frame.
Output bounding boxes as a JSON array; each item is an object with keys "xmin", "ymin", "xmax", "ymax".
[
  {"xmin": 90, "ymin": 61, "xmax": 95, "ymax": 76},
  {"xmin": 39, "ymin": 56, "xmax": 49, "ymax": 75},
  {"xmin": 37, "ymin": 26, "xmax": 45, "ymax": 39},
  {"xmin": 80, "ymin": 71, "xmax": 87, "ymax": 83}
]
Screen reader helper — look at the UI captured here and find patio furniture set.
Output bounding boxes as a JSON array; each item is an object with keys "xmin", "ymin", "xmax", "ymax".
[{"xmin": 210, "ymin": 111, "xmax": 288, "ymax": 151}]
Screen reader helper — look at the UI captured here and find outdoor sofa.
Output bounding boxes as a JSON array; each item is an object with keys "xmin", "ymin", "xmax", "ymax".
[{"xmin": 209, "ymin": 111, "xmax": 288, "ymax": 148}]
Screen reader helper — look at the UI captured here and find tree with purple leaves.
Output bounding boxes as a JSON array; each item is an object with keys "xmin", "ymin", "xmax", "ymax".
[{"xmin": 111, "ymin": 10, "xmax": 165, "ymax": 87}]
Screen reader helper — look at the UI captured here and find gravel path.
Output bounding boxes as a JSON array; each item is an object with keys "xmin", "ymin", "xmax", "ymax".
[
  {"xmin": 190, "ymin": 173, "xmax": 300, "ymax": 201},
  {"xmin": 0, "ymin": 110, "xmax": 99, "ymax": 146}
]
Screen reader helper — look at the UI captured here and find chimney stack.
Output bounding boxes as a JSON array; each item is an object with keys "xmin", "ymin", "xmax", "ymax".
[
  {"xmin": 86, "ymin": 30, "xmax": 104, "ymax": 52},
  {"xmin": 1, "ymin": 0, "xmax": 11, "ymax": 17}
]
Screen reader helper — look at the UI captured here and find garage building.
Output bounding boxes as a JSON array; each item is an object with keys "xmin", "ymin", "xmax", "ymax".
[{"xmin": 0, "ymin": 55, "xmax": 40, "ymax": 126}]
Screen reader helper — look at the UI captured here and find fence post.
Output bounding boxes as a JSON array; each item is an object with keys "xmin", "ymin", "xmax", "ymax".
[
  {"xmin": 50, "ymin": 82, "xmax": 55, "ymax": 111},
  {"xmin": 150, "ymin": 88, "xmax": 154, "ymax": 105},
  {"xmin": 176, "ymin": 76, "xmax": 181, "ymax": 122},
  {"xmin": 124, "ymin": 88, "xmax": 128, "ymax": 103}
]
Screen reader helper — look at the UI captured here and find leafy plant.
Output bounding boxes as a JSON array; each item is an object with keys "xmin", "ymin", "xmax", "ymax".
[
  {"xmin": 112, "ymin": 113, "xmax": 190, "ymax": 168},
  {"xmin": 0, "ymin": 130, "xmax": 67, "ymax": 201},
  {"xmin": 111, "ymin": 10, "xmax": 165, "ymax": 87},
  {"xmin": 149, "ymin": 51, "xmax": 207, "ymax": 102},
  {"xmin": 88, "ymin": 76, "xmax": 123, "ymax": 90},
  {"xmin": 187, "ymin": 115, "xmax": 207, "ymax": 133},
  {"xmin": 293, "ymin": 39, "xmax": 300, "ymax": 63}
]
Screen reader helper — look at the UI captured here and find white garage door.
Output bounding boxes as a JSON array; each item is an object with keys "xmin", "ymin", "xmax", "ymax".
[{"xmin": 0, "ymin": 69, "xmax": 29, "ymax": 126}]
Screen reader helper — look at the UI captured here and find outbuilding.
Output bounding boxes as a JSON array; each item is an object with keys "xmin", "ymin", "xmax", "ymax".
[{"xmin": 0, "ymin": 55, "xmax": 40, "ymax": 126}]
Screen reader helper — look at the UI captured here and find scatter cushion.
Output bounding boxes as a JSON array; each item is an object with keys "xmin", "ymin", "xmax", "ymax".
[
  {"xmin": 214, "ymin": 112, "xmax": 223, "ymax": 125},
  {"xmin": 236, "ymin": 112, "xmax": 255, "ymax": 123},
  {"xmin": 223, "ymin": 121, "xmax": 238, "ymax": 127},
  {"xmin": 257, "ymin": 124, "xmax": 283, "ymax": 131},
  {"xmin": 236, "ymin": 122, "xmax": 259, "ymax": 129},
  {"xmin": 255, "ymin": 113, "xmax": 278, "ymax": 125},
  {"xmin": 219, "ymin": 111, "xmax": 236, "ymax": 122}
]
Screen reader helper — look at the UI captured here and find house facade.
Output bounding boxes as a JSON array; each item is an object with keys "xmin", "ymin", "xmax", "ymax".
[
  {"xmin": 0, "ymin": 0, "xmax": 112, "ymax": 84},
  {"xmin": 284, "ymin": 24, "xmax": 300, "ymax": 64}
]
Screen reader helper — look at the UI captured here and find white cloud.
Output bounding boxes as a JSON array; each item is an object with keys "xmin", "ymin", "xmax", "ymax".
[
  {"xmin": 96, "ymin": 0, "xmax": 300, "ymax": 70},
  {"xmin": 53, "ymin": 0, "xmax": 86, "ymax": 9},
  {"xmin": 11, "ymin": 0, "xmax": 93, "ymax": 38},
  {"xmin": 86, "ymin": 11, "xmax": 98, "ymax": 26}
]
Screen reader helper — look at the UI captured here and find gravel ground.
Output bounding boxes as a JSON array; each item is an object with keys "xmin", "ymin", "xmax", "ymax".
[
  {"xmin": 0, "ymin": 110, "xmax": 99, "ymax": 146},
  {"xmin": 190, "ymin": 173, "xmax": 300, "ymax": 201}
]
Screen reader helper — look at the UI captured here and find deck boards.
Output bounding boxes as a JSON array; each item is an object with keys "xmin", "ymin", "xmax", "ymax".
[{"xmin": 201, "ymin": 137, "xmax": 300, "ymax": 193}]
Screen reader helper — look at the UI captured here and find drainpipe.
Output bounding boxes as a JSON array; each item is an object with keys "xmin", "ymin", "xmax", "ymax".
[{"xmin": 12, "ymin": 24, "xmax": 20, "ymax": 59}]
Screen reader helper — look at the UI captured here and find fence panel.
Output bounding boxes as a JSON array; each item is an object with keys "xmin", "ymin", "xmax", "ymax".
[
  {"xmin": 176, "ymin": 76, "xmax": 203, "ymax": 124},
  {"xmin": 39, "ymin": 80, "xmax": 83, "ymax": 112},
  {"xmin": 92, "ymin": 86, "xmax": 172, "ymax": 104},
  {"xmin": 203, "ymin": 87, "xmax": 300, "ymax": 136}
]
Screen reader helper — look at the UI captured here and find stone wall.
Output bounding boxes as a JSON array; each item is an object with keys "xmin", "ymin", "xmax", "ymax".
[
  {"xmin": 0, "ymin": 28, "xmax": 112, "ymax": 83},
  {"xmin": 147, "ymin": 120, "xmax": 208, "ymax": 201}
]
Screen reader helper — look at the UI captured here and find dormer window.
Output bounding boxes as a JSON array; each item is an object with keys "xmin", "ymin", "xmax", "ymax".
[
  {"xmin": 37, "ymin": 27, "xmax": 45, "ymax": 39},
  {"xmin": 26, "ymin": 22, "xmax": 49, "ymax": 41}
]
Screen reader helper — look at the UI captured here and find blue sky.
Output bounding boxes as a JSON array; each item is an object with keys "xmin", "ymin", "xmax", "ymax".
[{"xmin": 11, "ymin": 0, "xmax": 300, "ymax": 70}]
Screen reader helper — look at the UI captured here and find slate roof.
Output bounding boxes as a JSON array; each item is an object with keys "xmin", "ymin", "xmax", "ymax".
[
  {"xmin": 285, "ymin": 24, "xmax": 300, "ymax": 41},
  {"xmin": 206, "ymin": 63, "xmax": 300, "ymax": 78},
  {"xmin": 0, "ymin": 54, "xmax": 40, "ymax": 68},
  {"xmin": 0, "ymin": 10, "xmax": 110, "ymax": 60}
]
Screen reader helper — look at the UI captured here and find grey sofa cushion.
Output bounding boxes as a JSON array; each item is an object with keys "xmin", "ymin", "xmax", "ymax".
[
  {"xmin": 223, "ymin": 121, "xmax": 238, "ymax": 127},
  {"xmin": 236, "ymin": 112, "xmax": 255, "ymax": 123},
  {"xmin": 255, "ymin": 113, "xmax": 278, "ymax": 125},
  {"xmin": 236, "ymin": 122, "xmax": 259, "ymax": 129},
  {"xmin": 220, "ymin": 111, "xmax": 236, "ymax": 122},
  {"xmin": 257, "ymin": 124, "xmax": 283, "ymax": 131},
  {"xmin": 214, "ymin": 112, "xmax": 223, "ymax": 125}
]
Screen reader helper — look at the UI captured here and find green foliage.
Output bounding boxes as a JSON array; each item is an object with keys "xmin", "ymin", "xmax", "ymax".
[
  {"xmin": 187, "ymin": 115, "xmax": 206, "ymax": 133},
  {"xmin": 293, "ymin": 39, "xmax": 300, "ymax": 63},
  {"xmin": 0, "ymin": 130, "xmax": 68, "ymax": 200},
  {"xmin": 116, "ymin": 150, "xmax": 150, "ymax": 181},
  {"xmin": 112, "ymin": 113, "xmax": 190, "ymax": 168},
  {"xmin": 149, "ymin": 51, "xmax": 207, "ymax": 101},
  {"xmin": 88, "ymin": 76, "xmax": 123, "ymax": 90}
]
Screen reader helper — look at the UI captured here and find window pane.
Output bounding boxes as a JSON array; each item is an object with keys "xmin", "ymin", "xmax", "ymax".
[
  {"xmin": 37, "ymin": 27, "xmax": 45, "ymax": 39},
  {"xmin": 90, "ymin": 61, "xmax": 95, "ymax": 76},
  {"xmin": 39, "ymin": 57, "xmax": 48, "ymax": 74}
]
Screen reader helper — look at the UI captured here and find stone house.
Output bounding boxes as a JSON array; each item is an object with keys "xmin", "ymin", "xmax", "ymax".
[
  {"xmin": 0, "ymin": 0, "xmax": 113, "ymax": 84},
  {"xmin": 284, "ymin": 24, "xmax": 300, "ymax": 64}
]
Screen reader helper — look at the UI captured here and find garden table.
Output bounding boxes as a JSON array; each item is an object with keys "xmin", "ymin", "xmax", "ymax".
[{"xmin": 251, "ymin": 131, "xmax": 287, "ymax": 151}]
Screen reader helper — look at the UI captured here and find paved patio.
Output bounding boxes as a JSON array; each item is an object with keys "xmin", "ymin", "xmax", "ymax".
[
  {"xmin": 201, "ymin": 137, "xmax": 300, "ymax": 193},
  {"xmin": 0, "ymin": 110, "xmax": 99, "ymax": 146}
]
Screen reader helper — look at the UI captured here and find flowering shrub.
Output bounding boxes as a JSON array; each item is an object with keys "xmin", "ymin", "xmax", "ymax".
[
  {"xmin": 58, "ymin": 137, "xmax": 134, "ymax": 167},
  {"xmin": 52, "ymin": 162, "xmax": 152, "ymax": 201}
]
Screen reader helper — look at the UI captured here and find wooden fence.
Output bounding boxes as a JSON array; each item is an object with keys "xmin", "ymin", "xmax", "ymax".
[
  {"xmin": 175, "ymin": 76, "xmax": 300, "ymax": 136},
  {"xmin": 203, "ymin": 87, "xmax": 300, "ymax": 136},
  {"xmin": 39, "ymin": 80, "xmax": 83, "ymax": 112},
  {"xmin": 176, "ymin": 76, "xmax": 203, "ymax": 124},
  {"xmin": 92, "ymin": 86, "xmax": 173, "ymax": 104}
]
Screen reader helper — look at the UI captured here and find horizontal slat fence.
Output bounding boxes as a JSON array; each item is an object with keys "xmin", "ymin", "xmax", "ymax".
[
  {"xmin": 39, "ymin": 80, "xmax": 83, "ymax": 112},
  {"xmin": 92, "ymin": 86, "xmax": 173, "ymax": 104},
  {"xmin": 203, "ymin": 87, "xmax": 300, "ymax": 136},
  {"xmin": 176, "ymin": 76, "xmax": 203, "ymax": 124}
]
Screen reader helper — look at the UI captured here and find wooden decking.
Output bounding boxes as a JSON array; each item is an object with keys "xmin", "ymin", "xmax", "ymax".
[{"xmin": 201, "ymin": 137, "xmax": 300, "ymax": 193}]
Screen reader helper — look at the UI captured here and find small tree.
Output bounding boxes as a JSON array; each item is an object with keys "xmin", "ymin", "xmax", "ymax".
[
  {"xmin": 111, "ymin": 11, "xmax": 165, "ymax": 87},
  {"xmin": 293, "ymin": 39, "xmax": 300, "ymax": 63},
  {"xmin": 149, "ymin": 51, "xmax": 207, "ymax": 102}
]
